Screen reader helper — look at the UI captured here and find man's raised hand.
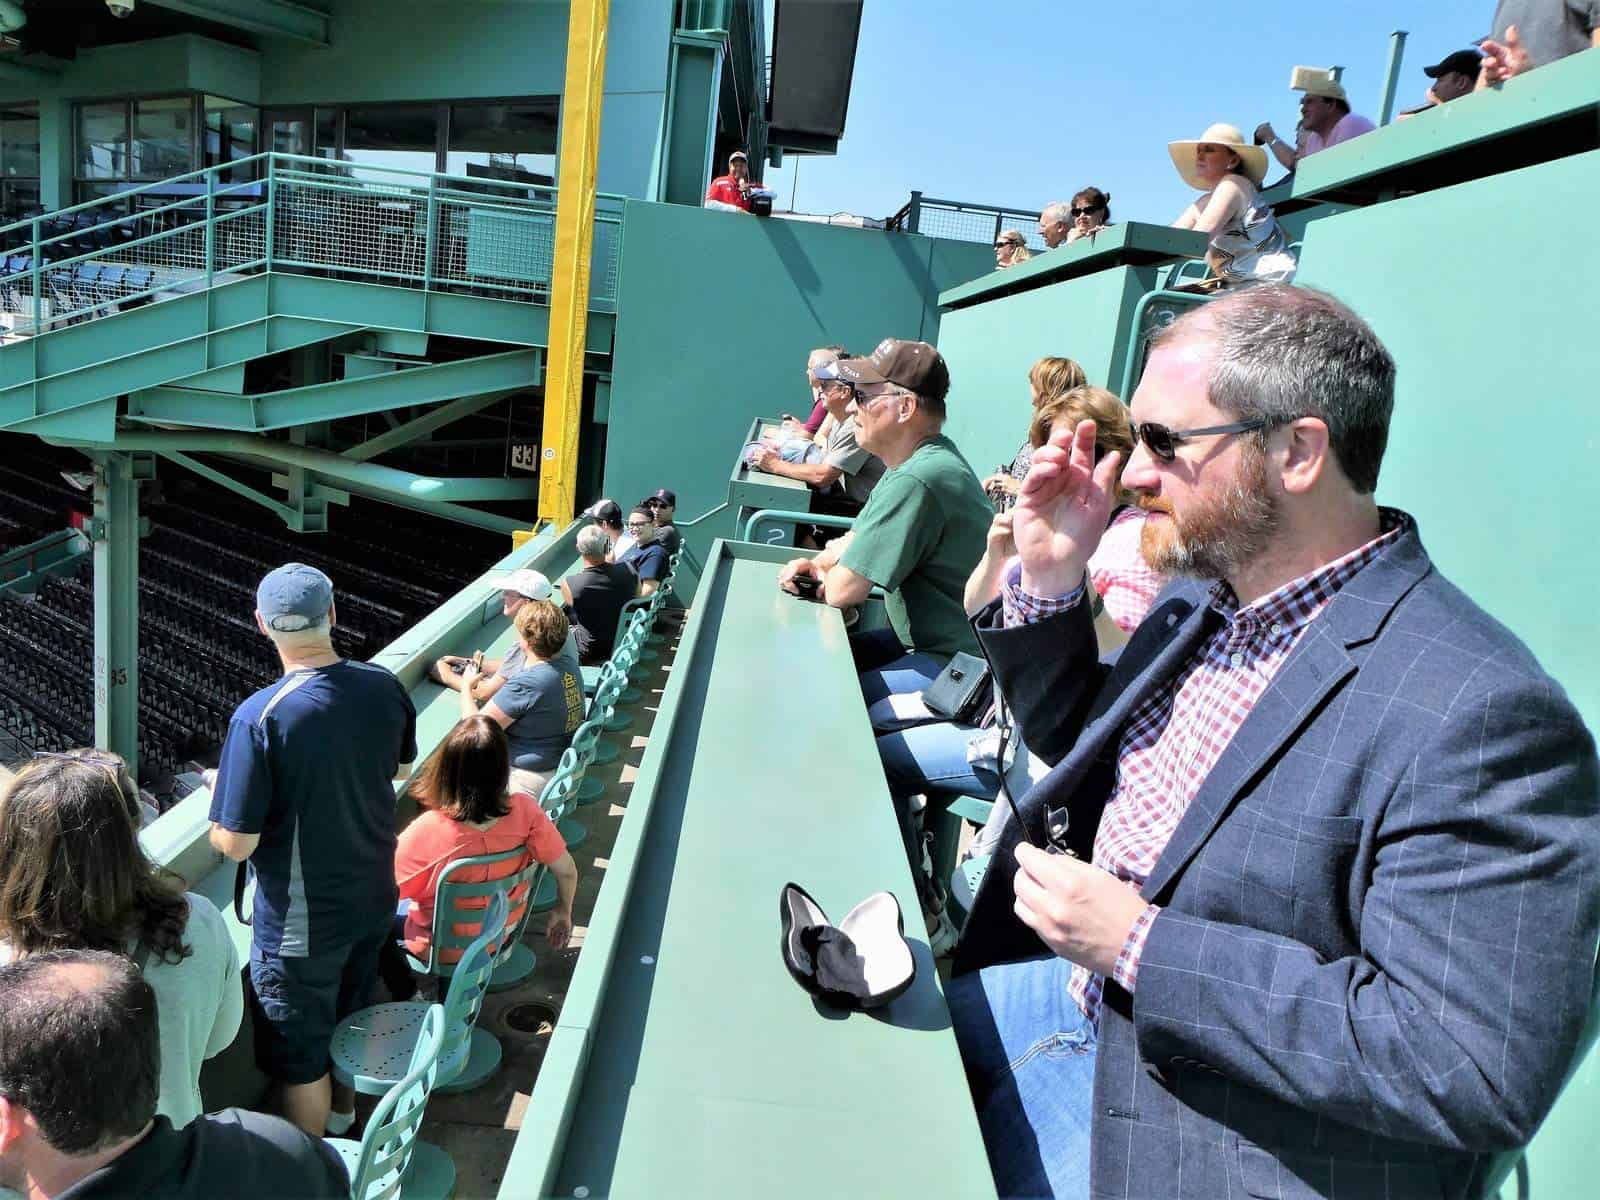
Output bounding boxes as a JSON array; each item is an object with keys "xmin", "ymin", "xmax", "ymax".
[{"xmin": 1012, "ymin": 418, "xmax": 1121, "ymax": 597}]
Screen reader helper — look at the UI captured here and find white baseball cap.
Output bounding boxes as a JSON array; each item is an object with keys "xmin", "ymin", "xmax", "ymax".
[{"xmin": 502, "ymin": 569, "xmax": 554, "ymax": 602}]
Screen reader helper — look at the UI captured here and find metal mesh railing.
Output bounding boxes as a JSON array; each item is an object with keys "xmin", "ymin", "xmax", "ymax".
[
  {"xmin": 0, "ymin": 153, "xmax": 626, "ymax": 336},
  {"xmin": 887, "ymin": 192, "xmax": 1047, "ymax": 253}
]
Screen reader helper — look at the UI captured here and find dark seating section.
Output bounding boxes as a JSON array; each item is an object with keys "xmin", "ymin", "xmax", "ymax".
[
  {"xmin": 0, "ymin": 207, "xmax": 167, "ymax": 325},
  {"xmin": 0, "ymin": 448, "xmax": 504, "ymax": 802}
]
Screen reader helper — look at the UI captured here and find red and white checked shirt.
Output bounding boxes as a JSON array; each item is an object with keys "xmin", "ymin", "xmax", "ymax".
[{"xmin": 1000, "ymin": 510, "xmax": 1405, "ymax": 1028}]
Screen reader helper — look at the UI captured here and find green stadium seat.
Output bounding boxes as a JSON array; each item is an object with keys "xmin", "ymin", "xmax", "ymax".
[
  {"xmin": 325, "ymin": 1003, "xmax": 454, "ymax": 1199},
  {"xmin": 400, "ymin": 844, "xmax": 542, "ymax": 994},
  {"xmin": 949, "ymin": 854, "xmax": 991, "ymax": 922},
  {"xmin": 333, "ymin": 893, "xmax": 508, "ymax": 1099}
]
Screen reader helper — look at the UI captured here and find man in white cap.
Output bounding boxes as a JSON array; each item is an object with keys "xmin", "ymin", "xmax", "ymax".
[
  {"xmin": 705, "ymin": 149, "xmax": 754, "ymax": 212},
  {"xmin": 1255, "ymin": 68, "xmax": 1375, "ymax": 170},
  {"xmin": 430, "ymin": 568, "xmax": 575, "ymax": 701}
]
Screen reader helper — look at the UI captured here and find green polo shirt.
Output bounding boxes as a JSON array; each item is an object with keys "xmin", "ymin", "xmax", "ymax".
[{"xmin": 840, "ymin": 433, "xmax": 990, "ymax": 658}]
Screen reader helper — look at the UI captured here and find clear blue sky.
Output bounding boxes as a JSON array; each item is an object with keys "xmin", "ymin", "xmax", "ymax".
[{"xmin": 757, "ymin": 2, "xmax": 1490, "ymax": 225}]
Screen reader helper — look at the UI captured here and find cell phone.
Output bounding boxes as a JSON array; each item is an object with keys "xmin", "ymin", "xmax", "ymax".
[{"xmin": 791, "ymin": 574, "xmax": 822, "ymax": 599}]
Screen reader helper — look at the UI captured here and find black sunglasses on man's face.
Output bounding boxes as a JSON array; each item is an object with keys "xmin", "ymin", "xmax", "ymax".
[{"xmin": 1130, "ymin": 417, "xmax": 1271, "ymax": 463}]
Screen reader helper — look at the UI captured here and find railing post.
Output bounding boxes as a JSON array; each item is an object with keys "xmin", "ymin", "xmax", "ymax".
[
  {"xmin": 906, "ymin": 190, "xmax": 922, "ymax": 234},
  {"xmin": 1377, "ymin": 31, "xmax": 1409, "ymax": 125},
  {"xmin": 28, "ymin": 215, "xmax": 39, "ymax": 330},
  {"xmin": 264, "ymin": 154, "xmax": 276, "ymax": 270},
  {"xmin": 423, "ymin": 175, "xmax": 437, "ymax": 291},
  {"xmin": 204, "ymin": 170, "xmax": 216, "ymax": 287}
]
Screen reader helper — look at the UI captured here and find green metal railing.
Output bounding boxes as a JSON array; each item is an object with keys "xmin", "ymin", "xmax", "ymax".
[
  {"xmin": 887, "ymin": 190, "xmax": 1046, "ymax": 252},
  {"xmin": 0, "ymin": 152, "xmax": 627, "ymax": 337}
]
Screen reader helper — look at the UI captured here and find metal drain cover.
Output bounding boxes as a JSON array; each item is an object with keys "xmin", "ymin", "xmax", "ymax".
[{"xmin": 503, "ymin": 1002, "xmax": 557, "ymax": 1036}]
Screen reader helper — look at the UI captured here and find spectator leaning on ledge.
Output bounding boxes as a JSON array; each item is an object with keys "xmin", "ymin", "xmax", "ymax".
[
  {"xmin": 208, "ymin": 562, "xmax": 417, "ymax": 1141},
  {"xmin": 778, "ymin": 338, "xmax": 991, "ymax": 704},
  {"xmin": 946, "ymin": 284, "xmax": 1600, "ymax": 1200},
  {"xmin": 1170, "ymin": 123, "xmax": 1297, "ymax": 287},
  {"xmin": 705, "ymin": 149, "xmax": 753, "ymax": 212},
  {"xmin": 0, "ymin": 949, "xmax": 347, "ymax": 1198},
  {"xmin": 1257, "ymin": 67, "xmax": 1375, "ymax": 171},
  {"xmin": 1398, "ymin": 48, "xmax": 1484, "ymax": 118},
  {"xmin": 993, "ymin": 229, "xmax": 1030, "ymax": 269},
  {"xmin": 1482, "ymin": 3, "xmax": 1599, "ymax": 79},
  {"xmin": 1065, "ymin": 187, "xmax": 1112, "ymax": 243},
  {"xmin": 752, "ymin": 356, "xmax": 885, "ymax": 520},
  {"xmin": 1036, "ymin": 202, "xmax": 1073, "ymax": 249}
]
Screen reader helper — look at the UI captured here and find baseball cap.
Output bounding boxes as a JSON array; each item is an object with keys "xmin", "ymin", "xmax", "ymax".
[
  {"xmin": 835, "ymin": 338, "xmax": 951, "ymax": 405},
  {"xmin": 502, "ymin": 569, "xmax": 554, "ymax": 602},
  {"xmin": 584, "ymin": 498, "xmax": 622, "ymax": 525},
  {"xmin": 729, "ymin": 150, "xmax": 748, "ymax": 162},
  {"xmin": 257, "ymin": 562, "xmax": 333, "ymax": 633},
  {"xmin": 1424, "ymin": 49, "xmax": 1483, "ymax": 79},
  {"xmin": 649, "ymin": 488, "xmax": 676, "ymax": 507}
]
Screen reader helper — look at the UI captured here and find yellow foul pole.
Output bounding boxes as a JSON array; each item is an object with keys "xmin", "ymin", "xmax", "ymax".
[{"xmin": 538, "ymin": 0, "xmax": 610, "ymax": 525}]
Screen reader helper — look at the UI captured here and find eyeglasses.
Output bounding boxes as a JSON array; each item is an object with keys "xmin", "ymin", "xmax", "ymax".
[
  {"xmin": 994, "ymin": 240, "xmax": 1019, "ymax": 250},
  {"xmin": 626, "ymin": 521, "xmax": 651, "ymax": 531},
  {"xmin": 32, "ymin": 749, "xmax": 124, "ymax": 769},
  {"xmin": 1070, "ymin": 205, "xmax": 1104, "ymax": 218},
  {"xmin": 1131, "ymin": 417, "xmax": 1272, "ymax": 462}
]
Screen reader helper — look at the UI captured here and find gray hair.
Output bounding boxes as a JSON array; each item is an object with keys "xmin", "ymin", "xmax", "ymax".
[
  {"xmin": 1040, "ymin": 202, "xmax": 1071, "ymax": 225},
  {"xmin": 576, "ymin": 524, "xmax": 611, "ymax": 560},
  {"xmin": 1153, "ymin": 284, "xmax": 1394, "ymax": 494},
  {"xmin": 807, "ymin": 346, "xmax": 843, "ymax": 372}
]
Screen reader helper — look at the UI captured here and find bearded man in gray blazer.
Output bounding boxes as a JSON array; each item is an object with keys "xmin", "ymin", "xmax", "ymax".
[{"xmin": 948, "ymin": 284, "xmax": 1600, "ymax": 1200}]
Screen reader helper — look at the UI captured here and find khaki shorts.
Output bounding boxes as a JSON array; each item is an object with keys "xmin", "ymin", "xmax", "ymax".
[{"xmin": 509, "ymin": 766, "xmax": 552, "ymax": 800}]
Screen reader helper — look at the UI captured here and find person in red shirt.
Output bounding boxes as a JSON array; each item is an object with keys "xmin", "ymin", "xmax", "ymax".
[
  {"xmin": 705, "ymin": 149, "xmax": 754, "ymax": 212},
  {"xmin": 394, "ymin": 715, "xmax": 578, "ymax": 964}
]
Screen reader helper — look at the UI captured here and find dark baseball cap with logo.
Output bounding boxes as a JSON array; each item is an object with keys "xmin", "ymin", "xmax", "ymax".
[
  {"xmin": 835, "ymin": 338, "xmax": 950, "ymax": 405},
  {"xmin": 1424, "ymin": 49, "xmax": 1482, "ymax": 78},
  {"xmin": 649, "ymin": 488, "xmax": 676, "ymax": 508},
  {"xmin": 585, "ymin": 498, "xmax": 622, "ymax": 525}
]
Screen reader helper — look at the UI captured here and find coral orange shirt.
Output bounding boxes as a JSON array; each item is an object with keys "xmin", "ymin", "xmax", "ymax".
[{"xmin": 394, "ymin": 792, "xmax": 567, "ymax": 961}]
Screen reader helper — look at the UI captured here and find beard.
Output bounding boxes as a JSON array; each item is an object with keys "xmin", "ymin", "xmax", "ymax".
[{"xmin": 1138, "ymin": 446, "xmax": 1277, "ymax": 581}]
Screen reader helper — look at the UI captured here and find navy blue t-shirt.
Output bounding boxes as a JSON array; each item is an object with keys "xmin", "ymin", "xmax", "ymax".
[
  {"xmin": 619, "ymin": 540, "xmax": 668, "ymax": 582},
  {"xmin": 209, "ymin": 661, "xmax": 417, "ymax": 957}
]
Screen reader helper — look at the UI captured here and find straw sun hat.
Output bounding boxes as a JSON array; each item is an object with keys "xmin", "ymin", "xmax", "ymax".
[{"xmin": 1167, "ymin": 123, "xmax": 1270, "ymax": 191}]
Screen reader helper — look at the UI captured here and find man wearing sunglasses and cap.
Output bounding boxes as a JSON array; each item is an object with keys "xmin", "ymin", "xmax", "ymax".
[
  {"xmin": 777, "ymin": 337, "xmax": 990, "ymax": 704},
  {"xmin": 945, "ymin": 285, "xmax": 1599, "ymax": 1199}
]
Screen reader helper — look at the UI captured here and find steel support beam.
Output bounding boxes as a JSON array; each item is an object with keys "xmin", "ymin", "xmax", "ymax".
[
  {"xmin": 538, "ymin": 0, "xmax": 609, "ymax": 525},
  {"xmin": 145, "ymin": 0, "xmax": 330, "ymax": 45},
  {"xmin": 88, "ymin": 453, "xmax": 151, "ymax": 776},
  {"xmin": 345, "ymin": 386, "xmax": 524, "ymax": 462}
]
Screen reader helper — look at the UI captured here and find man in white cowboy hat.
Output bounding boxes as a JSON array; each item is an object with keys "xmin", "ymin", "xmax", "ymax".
[{"xmin": 1255, "ymin": 66, "xmax": 1376, "ymax": 171}]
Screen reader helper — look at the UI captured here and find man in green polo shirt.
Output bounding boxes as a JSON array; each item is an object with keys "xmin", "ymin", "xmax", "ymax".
[{"xmin": 778, "ymin": 338, "xmax": 991, "ymax": 706}]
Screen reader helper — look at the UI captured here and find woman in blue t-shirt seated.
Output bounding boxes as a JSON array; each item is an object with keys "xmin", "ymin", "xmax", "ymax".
[{"xmin": 459, "ymin": 598, "xmax": 584, "ymax": 798}]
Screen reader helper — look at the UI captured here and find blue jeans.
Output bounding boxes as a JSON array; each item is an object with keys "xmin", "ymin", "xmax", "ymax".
[
  {"xmin": 877, "ymin": 720, "xmax": 992, "ymax": 802},
  {"xmin": 948, "ymin": 955, "xmax": 1097, "ymax": 1199},
  {"xmin": 851, "ymin": 627, "xmax": 947, "ymax": 706}
]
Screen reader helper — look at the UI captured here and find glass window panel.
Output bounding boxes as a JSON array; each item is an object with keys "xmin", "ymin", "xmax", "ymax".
[
  {"xmin": 445, "ymin": 99, "xmax": 558, "ymax": 188},
  {"xmin": 1, "ymin": 104, "xmax": 39, "ymax": 180},
  {"xmin": 342, "ymin": 105, "xmax": 438, "ymax": 179},
  {"xmin": 314, "ymin": 108, "xmax": 338, "ymax": 158},
  {"xmin": 267, "ymin": 110, "xmax": 312, "ymax": 157},
  {"xmin": 2, "ymin": 179, "xmax": 40, "ymax": 221},
  {"xmin": 76, "ymin": 102, "xmax": 128, "ymax": 180},
  {"xmin": 203, "ymin": 95, "xmax": 257, "ymax": 177},
  {"xmin": 132, "ymin": 96, "xmax": 193, "ymax": 179}
]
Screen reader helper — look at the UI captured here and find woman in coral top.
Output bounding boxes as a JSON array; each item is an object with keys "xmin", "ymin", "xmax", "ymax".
[{"xmin": 395, "ymin": 715, "xmax": 579, "ymax": 964}]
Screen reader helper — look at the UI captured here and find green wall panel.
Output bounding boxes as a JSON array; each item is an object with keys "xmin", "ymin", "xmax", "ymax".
[
  {"xmin": 1296, "ymin": 148, "xmax": 1599, "ymax": 734},
  {"xmin": 935, "ymin": 265, "xmax": 1158, "ymax": 479},
  {"xmin": 601, "ymin": 200, "xmax": 993, "ymax": 522}
]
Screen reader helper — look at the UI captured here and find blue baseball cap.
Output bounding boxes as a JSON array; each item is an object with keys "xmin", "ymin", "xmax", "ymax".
[{"xmin": 257, "ymin": 562, "xmax": 334, "ymax": 633}]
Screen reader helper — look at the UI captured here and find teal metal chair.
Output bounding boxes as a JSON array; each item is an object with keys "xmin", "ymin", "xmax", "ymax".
[
  {"xmin": 333, "ymin": 892, "xmax": 508, "ymax": 1102},
  {"xmin": 570, "ymin": 716, "xmax": 608, "ymax": 806},
  {"xmin": 542, "ymin": 748, "xmax": 588, "ymax": 849},
  {"xmin": 325, "ymin": 1004, "xmax": 453, "ymax": 1200},
  {"xmin": 404, "ymin": 845, "xmax": 542, "ymax": 993}
]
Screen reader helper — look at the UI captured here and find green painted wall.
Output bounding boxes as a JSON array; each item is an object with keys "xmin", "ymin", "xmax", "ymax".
[
  {"xmin": 601, "ymin": 200, "xmax": 994, "ymax": 522},
  {"xmin": 935, "ymin": 264, "xmax": 1160, "ymax": 479}
]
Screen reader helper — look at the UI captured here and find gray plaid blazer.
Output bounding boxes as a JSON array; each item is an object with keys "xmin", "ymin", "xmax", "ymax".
[{"xmin": 957, "ymin": 523, "xmax": 1600, "ymax": 1199}]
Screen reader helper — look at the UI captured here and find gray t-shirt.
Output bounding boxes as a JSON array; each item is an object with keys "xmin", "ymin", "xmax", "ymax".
[
  {"xmin": 823, "ymin": 415, "xmax": 885, "ymax": 505},
  {"xmin": 496, "ymin": 643, "xmax": 584, "ymax": 771},
  {"xmin": 1492, "ymin": 0, "xmax": 1599, "ymax": 66}
]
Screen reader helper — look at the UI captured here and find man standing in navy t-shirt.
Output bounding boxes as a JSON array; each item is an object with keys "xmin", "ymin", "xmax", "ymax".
[{"xmin": 208, "ymin": 563, "xmax": 417, "ymax": 1139}]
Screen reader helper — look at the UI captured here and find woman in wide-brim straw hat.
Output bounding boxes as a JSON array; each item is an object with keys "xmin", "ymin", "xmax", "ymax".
[{"xmin": 1170, "ymin": 122, "xmax": 1297, "ymax": 286}]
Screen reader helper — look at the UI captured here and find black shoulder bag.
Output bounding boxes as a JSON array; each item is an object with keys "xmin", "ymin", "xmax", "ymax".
[{"xmin": 920, "ymin": 651, "xmax": 992, "ymax": 725}]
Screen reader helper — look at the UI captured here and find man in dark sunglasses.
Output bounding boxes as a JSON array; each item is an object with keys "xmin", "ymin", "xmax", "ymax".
[{"xmin": 945, "ymin": 284, "xmax": 1599, "ymax": 1200}]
